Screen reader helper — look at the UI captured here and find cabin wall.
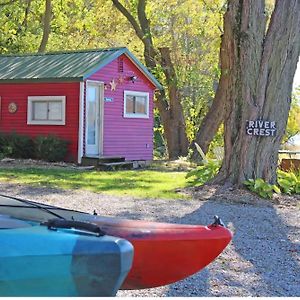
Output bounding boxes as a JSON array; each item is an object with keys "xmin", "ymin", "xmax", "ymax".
[
  {"xmin": 0, "ymin": 82, "xmax": 80, "ymax": 161},
  {"xmin": 88, "ymin": 54, "xmax": 155, "ymax": 161}
]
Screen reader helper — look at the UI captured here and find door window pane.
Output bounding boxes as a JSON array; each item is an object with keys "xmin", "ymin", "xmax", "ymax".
[{"xmin": 87, "ymin": 101, "xmax": 96, "ymax": 145}]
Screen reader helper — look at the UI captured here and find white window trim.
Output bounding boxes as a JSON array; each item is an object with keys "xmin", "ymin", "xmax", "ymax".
[
  {"xmin": 124, "ymin": 90, "xmax": 149, "ymax": 119},
  {"xmin": 27, "ymin": 96, "xmax": 66, "ymax": 125}
]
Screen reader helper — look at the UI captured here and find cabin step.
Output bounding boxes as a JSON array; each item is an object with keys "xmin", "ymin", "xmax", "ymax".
[
  {"xmin": 98, "ymin": 156, "xmax": 125, "ymax": 163},
  {"xmin": 81, "ymin": 156, "xmax": 125, "ymax": 166},
  {"xmin": 97, "ymin": 161, "xmax": 134, "ymax": 171}
]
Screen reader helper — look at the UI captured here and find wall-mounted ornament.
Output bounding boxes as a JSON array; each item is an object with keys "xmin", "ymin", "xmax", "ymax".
[
  {"xmin": 118, "ymin": 75, "xmax": 125, "ymax": 84},
  {"xmin": 109, "ymin": 79, "xmax": 117, "ymax": 91},
  {"xmin": 8, "ymin": 102, "xmax": 18, "ymax": 114}
]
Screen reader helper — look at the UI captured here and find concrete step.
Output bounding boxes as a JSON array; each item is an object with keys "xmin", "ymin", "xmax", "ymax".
[
  {"xmin": 81, "ymin": 156, "xmax": 126, "ymax": 166},
  {"xmin": 98, "ymin": 156, "xmax": 125, "ymax": 163},
  {"xmin": 97, "ymin": 161, "xmax": 134, "ymax": 171}
]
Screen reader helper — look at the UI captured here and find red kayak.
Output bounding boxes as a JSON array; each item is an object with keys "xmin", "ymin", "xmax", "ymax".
[{"xmin": 0, "ymin": 194, "xmax": 232, "ymax": 290}]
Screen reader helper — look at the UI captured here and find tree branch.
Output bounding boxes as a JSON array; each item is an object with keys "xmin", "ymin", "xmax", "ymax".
[
  {"xmin": 0, "ymin": 0, "xmax": 17, "ymax": 7},
  {"xmin": 111, "ymin": 0, "xmax": 144, "ymax": 40}
]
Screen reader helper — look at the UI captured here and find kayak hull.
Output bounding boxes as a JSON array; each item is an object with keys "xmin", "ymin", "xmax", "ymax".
[
  {"xmin": 0, "ymin": 217, "xmax": 133, "ymax": 296},
  {"xmin": 0, "ymin": 195, "xmax": 232, "ymax": 290}
]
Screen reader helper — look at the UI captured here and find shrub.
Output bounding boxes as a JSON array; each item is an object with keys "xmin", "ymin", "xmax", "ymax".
[
  {"xmin": 7, "ymin": 132, "xmax": 34, "ymax": 159},
  {"xmin": 186, "ymin": 160, "xmax": 221, "ymax": 186},
  {"xmin": 0, "ymin": 132, "xmax": 34, "ymax": 159},
  {"xmin": 277, "ymin": 170, "xmax": 300, "ymax": 194},
  {"xmin": 34, "ymin": 135, "xmax": 68, "ymax": 162},
  {"xmin": 243, "ymin": 178, "xmax": 281, "ymax": 199}
]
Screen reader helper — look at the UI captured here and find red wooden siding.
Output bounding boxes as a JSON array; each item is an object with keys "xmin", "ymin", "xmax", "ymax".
[
  {"xmin": 88, "ymin": 54, "xmax": 155, "ymax": 161},
  {"xmin": 0, "ymin": 82, "xmax": 80, "ymax": 161}
]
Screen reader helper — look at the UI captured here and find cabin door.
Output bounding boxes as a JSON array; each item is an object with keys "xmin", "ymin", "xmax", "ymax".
[{"xmin": 85, "ymin": 81, "xmax": 103, "ymax": 156}]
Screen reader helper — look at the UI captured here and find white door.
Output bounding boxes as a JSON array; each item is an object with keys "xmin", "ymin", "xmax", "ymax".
[{"xmin": 86, "ymin": 82, "xmax": 102, "ymax": 156}]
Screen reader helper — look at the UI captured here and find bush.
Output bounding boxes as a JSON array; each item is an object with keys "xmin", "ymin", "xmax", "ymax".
[
  {"xmin": 277, "ymin": 170, "xmax": 300, "ymax": 194},
  {"xmin": 186, "ymin": 160, "xmax": 221, "ymax": 186},
  {"xmin": 34, "ymin": 135, "xmax": 68, "ymax": 162},
  {"xmin": 244, "ymin": 170, "xmax": 300, "ymax": 198},
  {"xmin": 243, "ymin": 178, "xmax": 281, "ymax": 199},
  {"xmin": 0, "ymin": 132, "xmax": 34, "ymax": 159}
]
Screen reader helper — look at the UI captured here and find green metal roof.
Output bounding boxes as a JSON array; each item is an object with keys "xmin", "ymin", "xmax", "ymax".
[{"xmin": 0, "ymin": 47, "xmax": 163, "ymax": 89}]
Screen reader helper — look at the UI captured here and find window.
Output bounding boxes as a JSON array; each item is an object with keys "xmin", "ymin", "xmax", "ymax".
[
  {"xmin": 124, "ymin": 91, "xmax": 149, "ymax": 118},
  {"xmin": 27, "ymin": 96, "xmax": 66, "ymax": 125}
]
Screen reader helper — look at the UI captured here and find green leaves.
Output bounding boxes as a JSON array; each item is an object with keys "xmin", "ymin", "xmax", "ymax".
[
  {"xmin": 243, "ymin": 178, "xmax": 280, "ymax": 199},
  {"xmin": 277, "ymin": 170, "xmax": 300, "ymax": 195},
  {"xmin": 244, "ymin": 170, "xmax": 300, "ymax": 199},
  {"xmin": 186, "ymin": 160, "xmax": 221, "ymax": 186}
]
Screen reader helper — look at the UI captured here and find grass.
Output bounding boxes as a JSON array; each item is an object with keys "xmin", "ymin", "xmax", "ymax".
[{"xmin": 0, "ymin": 167, "xmax": 189, "ymax": 199}]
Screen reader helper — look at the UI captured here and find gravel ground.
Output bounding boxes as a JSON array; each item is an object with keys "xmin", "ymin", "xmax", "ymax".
[{"xmin": 0, "ymin": 182, "xmax": 299, "ymax": 297}]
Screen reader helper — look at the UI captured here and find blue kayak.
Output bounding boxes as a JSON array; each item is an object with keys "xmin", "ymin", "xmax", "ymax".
[{"xmin": 0, "ymin": 214, "xmax": 133, "ymax": 296}]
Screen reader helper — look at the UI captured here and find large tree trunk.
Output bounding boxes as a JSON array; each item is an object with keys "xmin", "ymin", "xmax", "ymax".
[
  {"xmin": 112, "ymin": 0, "xmax": 189, "ymax": 159},
  {"xmin": 214, "ymin": 0, "xmax": 300, "ymax": 186}
]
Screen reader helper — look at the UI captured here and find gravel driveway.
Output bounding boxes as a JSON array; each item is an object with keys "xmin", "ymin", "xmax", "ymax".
[{"xmin": 0, "ymin": 182, "xmax": 299, "ymax": 297}]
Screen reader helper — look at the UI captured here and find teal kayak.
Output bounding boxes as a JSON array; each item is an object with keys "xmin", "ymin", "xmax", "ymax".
[{"xmin": 0, "ymin": 214, "xmax": 133, "ymax": 296}]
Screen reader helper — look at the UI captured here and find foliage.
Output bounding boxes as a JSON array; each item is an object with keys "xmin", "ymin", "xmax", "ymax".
[
  {"xmin": 244, "ymin": 170, "xmax": 300, "ymax": 198},
  {"xmin": 0, "ymin": 167, "xmax": 189, "ymax": 199},
  {"xmin": 0, "ymin": 132, "xmax": 34, "ymax": 159},
  {"xmin": 34, "ymin": 135, "xmax": 68, "ymax": 162},
  {"xmin": 282, "ymin": 91, "xmax": 300, "ymax": 143},
  {"xmin": 277, "ymin": 170, "xmax": 300, "ymax": 195},
  {"xmin": 243, "ymin": 178, "xmax": 280, "ymax": 199},
  {"xmin": 0, "ymin": 132, "xmax": 68, "ymax": 162},
  {"xmin": 186, "ymin": 160, "xmax": 221, "ymax": 186}
]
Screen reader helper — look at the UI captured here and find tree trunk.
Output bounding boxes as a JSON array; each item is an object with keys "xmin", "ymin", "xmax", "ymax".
[
  {"xmin": 214, "ymin": 0, "xmax": 300, "ymax": 186},
  {"xmin": 38, "ymin": 0, "xmax": 51, "ymax": 53},
  {"xmin": 112, "ymin": 0, "xmax": 189, "ymax": 159},
  {"xmin": 191, "ymin": 33, "xmax": 227, "ymax": 160}
]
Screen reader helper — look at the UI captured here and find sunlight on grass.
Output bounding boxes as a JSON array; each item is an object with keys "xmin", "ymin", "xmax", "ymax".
[{"xmin": 0, "ymin": 168, "xmax": 189, "ymax": 199}]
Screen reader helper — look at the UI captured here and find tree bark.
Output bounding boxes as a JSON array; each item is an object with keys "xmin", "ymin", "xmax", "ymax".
[
  {"xmin": 191, "ymin": 32, "xmax": 227, "ymax": 160},
  {"xmin": 38, "ymin": 0, "xmax": 51, "ymax": 53},
  {"xmin": 112, "ymin": 0, "xmax": 189, "ymax": 158},
  {"xmin": 213, "ymin": 0, "xmax": 300, "ymax": 186}
]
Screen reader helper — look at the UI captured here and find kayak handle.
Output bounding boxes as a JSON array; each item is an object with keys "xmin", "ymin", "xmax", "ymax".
[
  {"xmin": 42, "ymin": 219, "xmax": 105, "ymax": 236},
  {"xmin": 211, "ymin": 215, "xmax": 225, "ymax": 227}
]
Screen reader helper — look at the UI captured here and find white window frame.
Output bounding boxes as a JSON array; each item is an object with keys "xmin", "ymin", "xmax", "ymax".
[
  {"xmin": 124, "ymin": 90, "xmax": 149, "ymax": 119},
  {"xmin": 27, "ymin": 96, "xmax": 66, "ymax": 125}
]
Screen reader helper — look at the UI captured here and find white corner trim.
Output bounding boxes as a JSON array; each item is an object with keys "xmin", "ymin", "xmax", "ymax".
[
  {"xmin": 27, "ymin": 95, "xmax": 66, "ymax": 125},
  {"xmin": 123, "ymin": 90, "xmax": 149, "ymax": 119},
  {"xmin": 78, "ymin": 82, "xmax": 85, "ymax": 164}
]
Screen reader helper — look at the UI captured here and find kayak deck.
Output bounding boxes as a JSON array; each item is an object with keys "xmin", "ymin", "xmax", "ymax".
[
  {"xmin": 0, "ymin": 215, "xmax": 133, "ymax": 296},
  {"xmin": 0, "ymin": 194, "xmax": 232, "ymax": 290}
]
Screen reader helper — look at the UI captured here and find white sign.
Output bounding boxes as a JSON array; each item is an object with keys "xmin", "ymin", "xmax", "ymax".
[{"xmin": 246, "ymin": 120, "xmax": 277, "ymax": 137}]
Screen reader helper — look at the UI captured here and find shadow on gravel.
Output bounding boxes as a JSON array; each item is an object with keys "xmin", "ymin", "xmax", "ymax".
[
  {"xmin": 113, "ymin": 195, "xmax": 299, "ymax": 297},
  {"xmin": 0, "ymin": 183, "xmax": 69, "ymax": 198},
  {"xmin": 163, "ymin": 199, "xmax": 300, "ymax": 297}
]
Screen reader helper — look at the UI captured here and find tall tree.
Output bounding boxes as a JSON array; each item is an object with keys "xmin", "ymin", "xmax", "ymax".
[
  {"xmin": 213, "ymin": 0, "xmax": 300, "ymax": 186},
  {"xmin": 38, "ymin": 0, "xmax": 52, "ymax": 53},
  {"xmin": 112, "ymin": 0, "xmax": 189, "ymax": 159}
]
